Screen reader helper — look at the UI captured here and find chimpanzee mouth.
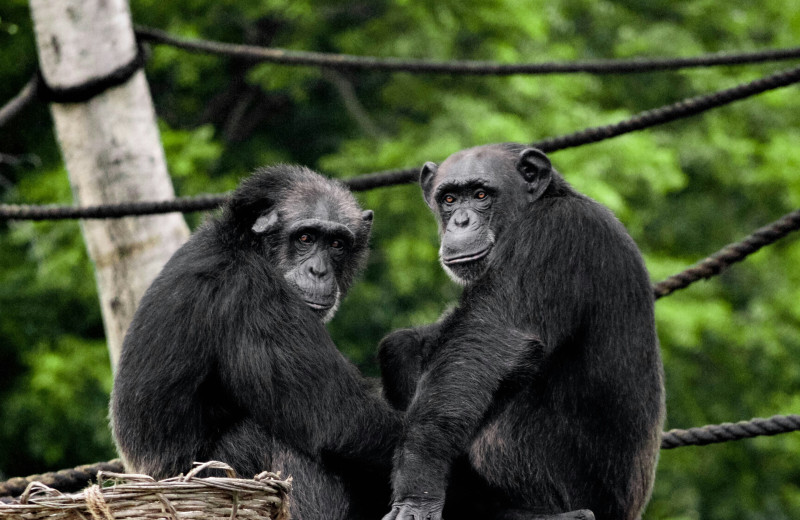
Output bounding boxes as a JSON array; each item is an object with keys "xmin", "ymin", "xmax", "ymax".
[
  {"xmin": 303, "ymin": 300, "xmax": 334, "ymax": 311},
  {"xmin": 442, "ymin": 246, "xmax": 491, "ymax": 266}
]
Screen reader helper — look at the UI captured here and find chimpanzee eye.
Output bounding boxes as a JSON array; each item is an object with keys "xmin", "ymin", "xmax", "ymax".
[
  {"xmin": 443, "ymin": 195, "xmax": 456, "ymax": 204},
  {"xmin": 475, "ymin": 190, "xmax": 487, "ymax": 200},
  {"xmin": 330, "ymin": 239, "xmax": 344, "ymax": 250},
  {"xmin": 298, "ymin": 233, "xmax": 315, "ymax": 244}
]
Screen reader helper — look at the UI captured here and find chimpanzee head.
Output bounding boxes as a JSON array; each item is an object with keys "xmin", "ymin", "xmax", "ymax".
[
  {"xmin": 226, "ymin": 165, "xmax": 373, "ymax": 321},
  {"xmin": 420, "ymin": 143, "xmax": 553, "ymax": 284}
]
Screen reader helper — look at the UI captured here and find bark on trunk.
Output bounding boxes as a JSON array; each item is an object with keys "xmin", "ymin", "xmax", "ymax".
[{"xmin": 29, "ymin": 0, "xmax": 190, "ymax": 369}]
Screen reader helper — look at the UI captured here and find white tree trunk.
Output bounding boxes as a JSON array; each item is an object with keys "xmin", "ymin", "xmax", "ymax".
[{"xmin": 30, "ymin": 0, "xmax": 190, "ymax": 370}]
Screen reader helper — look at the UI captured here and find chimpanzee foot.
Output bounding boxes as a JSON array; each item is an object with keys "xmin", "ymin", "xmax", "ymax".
[
  {"xmin": 532, "ymin": 510, "xmax": 595, "ymax": 520},
  {"xmin": 544, "ymin": 510, "xmax": 594, "ymax": 520},
  {"xmin": 498, "ymin": 509, "xmax": 596, "ymax": 520}
]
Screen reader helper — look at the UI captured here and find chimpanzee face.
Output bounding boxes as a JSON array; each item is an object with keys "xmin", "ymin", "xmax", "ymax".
[
  {"xmin": 420, "ymin": 145, "xmax": 552, "ymax": 284},
  {"xmin": 250, "ymin": 183, "xmax": 373, "ymax": 322},
  {"xmin": 426, "ymin": 169, "xmax": 498, "ymax": 283},
  {"xmin": 280, "ymin": 215, "xmax": 357, "ymax": 321}
]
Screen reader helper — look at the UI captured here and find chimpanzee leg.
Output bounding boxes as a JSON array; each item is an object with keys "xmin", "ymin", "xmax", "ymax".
[
  {"xmin": 495, "ymin": 508, "xmax": 596, "ymax": 520},
  {"xmin": 209, "ymin": 423, "xmax": 362, "ymax": 520},
  {"xmin": 268, "ymin": 439, "xmax": 351, "ymax": 520},
  {"xmin": 202, "ymin": 420, "xmax": 270, "ymax": 478}
]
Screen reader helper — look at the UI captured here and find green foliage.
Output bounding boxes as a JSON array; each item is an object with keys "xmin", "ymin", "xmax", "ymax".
[
  {"xmin": 0, "ymin": 336, "xmax": 116, "ymax": 474},
  {"xmin": 1, "ymin": 0, "xmax": 799, "ymax": 517}
]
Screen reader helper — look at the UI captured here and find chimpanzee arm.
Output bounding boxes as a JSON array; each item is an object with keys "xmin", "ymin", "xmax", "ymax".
[
  {"xmin": 378, "ymin": 322, "xmax": 443, "ymax": 411},
  {"xmin": 314, "ymin": 356, "xmax": 403, "ymax": 467},
  {"xmin": 385, "ymin": 320, "xmax": 545, "ymax": 520},
  {"xmin": 217, "ymin": 286, "xmax": 401, "ymax": 467}
]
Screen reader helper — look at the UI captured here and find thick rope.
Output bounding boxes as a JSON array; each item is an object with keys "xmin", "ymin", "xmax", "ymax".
[
  {"xmin": 135, "ymin": 26, "xmax": 800, "ymax": 76},
  {"xmin": 0, "ymin": 45, "xmax": 146, "ymax": 131},
  {"xmin": 0, "ymin": 459, "xmax": 124, "ymax": 498},
  {"xmin": 532, "ymin": 64, "xmax": 800, "ymax": 152},
  {"xmin": 2, "ymin": 194, "xmax": 798, "ymax": 305},
  {"xmin": 653, "ymin": 209, "xmax": 800, "ymax": 298},
  {"xmin": 4, "ymin": 63, "xmax": 800, "ymax": 221},
  {"xmin": 0, "ymin": 174, "xmax": 421, "ymax": 220},
  {"xmin": 660, "ymin": 414, "xmax": 800, "ymax": 449},
  {"xmin": 0, "ymin": 173, "xmax": 427, "ymax": 220},
  {"xmin": 5, "ymin": 39, "xmax": 798, "ymax": 129},
  {"xmin": 36, "ymin": 42, "xmax": 148, "ymax": 105},
  {"xmin": 0, "ymin": 42, "xmax": 146, "ymax": 130},
  {"xmin": 344, "ymin": 167, "xmax": 420, "ymax": 191},
  {"xmin": 0, "ymin": 415, "xmax": 797, "ymax": 497},
  {"xmin": 0, "ymin": 195, "xmax": 228, "ymax": 221}
]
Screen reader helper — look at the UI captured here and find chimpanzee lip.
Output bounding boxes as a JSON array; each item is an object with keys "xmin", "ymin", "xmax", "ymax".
[
  {"xmin": 442, "ymin": 246, "xmax": 491, "ymax": 265},
  {"xmin": 303, "ymin": 299, "xmax": 334, "ymax": 311}
]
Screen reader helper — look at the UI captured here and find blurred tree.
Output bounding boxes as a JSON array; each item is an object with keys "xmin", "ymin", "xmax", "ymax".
[
  {"xmin": 1, "ymin": 0, "xmax": 799, "ymax": 518},
  {"xmin": 28, "ymin": 0, "xmax": 190, "ymax": 367}
]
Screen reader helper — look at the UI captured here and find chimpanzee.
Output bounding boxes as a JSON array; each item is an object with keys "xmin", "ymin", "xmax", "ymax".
[
  {"xmin": 110, "ymin": 165, "xmax": 401, "ymax": 520},
  {"xmin": 378, "ymin": 143, "xmax": 665, "ymax": 520}
]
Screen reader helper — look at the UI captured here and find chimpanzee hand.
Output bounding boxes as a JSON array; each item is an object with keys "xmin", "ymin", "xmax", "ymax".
[
  {"xmin": 378, "ymin": 323, "xmax": 441, "ymax": 411},
  {"xmin": 379, "ymin": 327, "xmax": 426, "ymax": 353},
  {"xmin": 381, "ymin": 496, "xmax": 445, "ymax": 520}
]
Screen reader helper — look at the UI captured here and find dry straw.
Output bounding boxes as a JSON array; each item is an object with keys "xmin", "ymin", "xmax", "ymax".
[{"xmin": 0, "ymin": 461, "xmax": 291, "ymax": 520}]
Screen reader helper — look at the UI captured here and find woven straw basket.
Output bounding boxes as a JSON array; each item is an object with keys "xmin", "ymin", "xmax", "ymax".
[{"xmin": 0, "ymin": 461, "xmax": 291, "ymax": 520}]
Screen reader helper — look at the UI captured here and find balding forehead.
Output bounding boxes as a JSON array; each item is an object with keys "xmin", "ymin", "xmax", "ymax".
[
  {"xmin": 310, "ymin": 197, "xmax": 335, "ymax": 220},
  {"xmin": 437, "ymin": 147, "xmax": 517, "ymax": 184},
  {"xmin": 284, "ymin": 181, "xmax": 360, "ymax": 227}
]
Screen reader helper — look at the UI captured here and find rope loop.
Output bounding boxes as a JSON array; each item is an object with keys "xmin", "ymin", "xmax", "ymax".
[{"xmin": 36, "ymin": 41, "xmax": 148, "ymax": 105}]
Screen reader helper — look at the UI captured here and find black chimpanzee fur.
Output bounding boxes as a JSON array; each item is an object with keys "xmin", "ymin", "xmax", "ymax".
[
  {"xmin": 379, "ymin": 144, "xmax": 665, "ymax": 520},
  {"xmin": 111, "ymin": 165, "xmax": 401, "ymax": 520}
]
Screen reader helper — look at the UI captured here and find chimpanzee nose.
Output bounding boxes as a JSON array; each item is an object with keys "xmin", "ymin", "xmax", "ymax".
[
  {"xmin": 452, "ymin": 209, "xmax": 471, "ymax": 228},
  {"xmin": 308, "ymin": 258, "xmax": 329, "ymax": 278}
]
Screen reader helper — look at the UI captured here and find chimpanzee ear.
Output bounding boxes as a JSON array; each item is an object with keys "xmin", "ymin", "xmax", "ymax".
[
  {"xmin": 516, "ymin": 148, "xmax": 553, "ymax": 202},
  {"xmin": 361, "ymin": 210, "xmax": 374, "ymax": 235},
  {"xmin": 420, "ymin": 161, "xmax": 438, "ymax": 207},
  {"xmin": 251, "ymin": 209, "xmax": 280, "ymax": 234}
]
